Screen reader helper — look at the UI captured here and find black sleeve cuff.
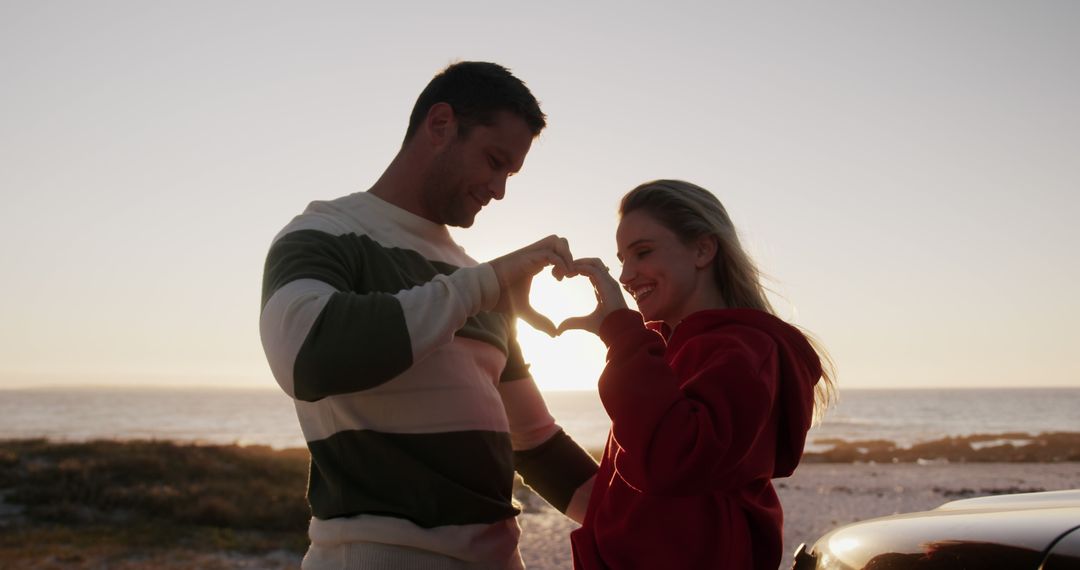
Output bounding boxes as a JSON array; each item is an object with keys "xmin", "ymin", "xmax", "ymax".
[{"xmin": 513, "ymin": 429, "xmax": 598, "ymax": 513}]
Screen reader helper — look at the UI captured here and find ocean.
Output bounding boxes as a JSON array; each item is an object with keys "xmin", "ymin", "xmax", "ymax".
[{"xmin": 1, "ymin": 387, "xmax": 1077, "ymax": 454}]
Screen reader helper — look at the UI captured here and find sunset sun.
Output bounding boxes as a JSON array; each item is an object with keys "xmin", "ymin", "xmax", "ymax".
[{"xmin": 518, "ymin": 271, "xmax": 610, "ymax": 391}]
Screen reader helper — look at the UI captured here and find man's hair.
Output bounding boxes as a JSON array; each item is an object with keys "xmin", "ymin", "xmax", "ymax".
[{"xmin": 403, "ymin": 61, "xmax": 546, "ymax": 143}]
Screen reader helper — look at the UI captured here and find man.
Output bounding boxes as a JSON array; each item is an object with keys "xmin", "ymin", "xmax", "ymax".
[{"xmin": 260, "ymin": 61, "xmax": 598, "ymax": 569}]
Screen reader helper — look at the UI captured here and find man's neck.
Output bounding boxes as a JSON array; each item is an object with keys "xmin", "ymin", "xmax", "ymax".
[{"xmin": 368, "ymin": 150, "xmax": 429, "ymax": 220}]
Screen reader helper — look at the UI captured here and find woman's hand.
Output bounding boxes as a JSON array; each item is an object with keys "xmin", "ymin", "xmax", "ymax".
[{"xmin": 557, "ymin": 258, "xmax": 628, "ymax": 335}]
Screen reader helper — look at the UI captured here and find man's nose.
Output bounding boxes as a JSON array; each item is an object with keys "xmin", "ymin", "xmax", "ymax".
[{"xmin": 489, "ymin": 175, "xmax": 507, "ymax": 201}]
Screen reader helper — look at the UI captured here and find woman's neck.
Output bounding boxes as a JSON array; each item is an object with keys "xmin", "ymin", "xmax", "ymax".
[{"xmin": 664, "ymin": 282, "xmax": 726, "ymax": 330}]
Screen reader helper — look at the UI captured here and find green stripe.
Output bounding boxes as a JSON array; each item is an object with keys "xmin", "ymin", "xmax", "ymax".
[
  {"xmin": 308, "ymin": 429, "xmax": 519, "ymax": 527},
  {"xmin": 499, "ymin": 324, "xmax": 530, "ymax": 383},
  {"xmin": 292, "ymin": 291, "xmax": 413, "ymax": 400},
  {"xmin": 262, "ymin": 229, "xmax": 445, "ymax": 309},
  {"xmin": 514, "ymin": 429, "xmax": 598, "ymax": 512}
]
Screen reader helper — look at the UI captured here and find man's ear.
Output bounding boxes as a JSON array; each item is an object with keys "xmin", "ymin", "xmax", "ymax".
[
  {"xmin": 424, "ymin": 102, "xmax": 457, "ymax": 150},
  {"xmin": 695, "ymin": 235, "xmax": 718, "ymax": 269}
]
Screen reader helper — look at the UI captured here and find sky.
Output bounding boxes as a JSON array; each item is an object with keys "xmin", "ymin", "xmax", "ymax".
[{"xmin": 1, "ymin": 1, "xmax": 1077, "ymax": 392}]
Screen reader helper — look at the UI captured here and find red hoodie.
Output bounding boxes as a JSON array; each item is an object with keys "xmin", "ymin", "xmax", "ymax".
[{"xmin": 570, "ymin": 308, "xmax": 821, "ymax": 570}]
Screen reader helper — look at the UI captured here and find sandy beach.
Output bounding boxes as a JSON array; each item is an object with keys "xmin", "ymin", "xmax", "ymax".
[
  {"xmin": 2, "ymin": 438, "xmax": 1077, "ymax": 569},
  {"xmin": 517, "ymin": 462, "xmax": 1080, "ymax": 570}
]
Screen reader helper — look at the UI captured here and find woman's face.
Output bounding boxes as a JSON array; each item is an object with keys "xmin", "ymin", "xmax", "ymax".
[{"xmin": 616, "ymin": 209, "xmax": 712, "ymax": 326}]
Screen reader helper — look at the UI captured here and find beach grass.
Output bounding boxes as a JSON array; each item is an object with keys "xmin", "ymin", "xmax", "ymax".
[
  {"xmin": 806, "ymin": 431, "xmax": 1080, "ymax": 463},
  {"xmin": 0, "ymin": 438, "xmax": 566, "ymax": 568},
  {"xmin": 0, "ymin": 439, "xmax": 310, "ymax": 568}
]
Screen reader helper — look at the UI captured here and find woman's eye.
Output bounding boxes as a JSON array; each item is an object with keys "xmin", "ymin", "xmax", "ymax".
[{"xmin": 636, "ymin": 250, "xmax": 651, "ymax": 259}]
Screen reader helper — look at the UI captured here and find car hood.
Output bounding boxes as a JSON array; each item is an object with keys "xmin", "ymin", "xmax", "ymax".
[{"xmin": 810, "ymin": 489, "xmax": 1080, "ymax": 570}]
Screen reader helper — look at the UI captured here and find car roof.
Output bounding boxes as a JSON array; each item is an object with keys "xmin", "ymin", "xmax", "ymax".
[
  {"xmin": 811, "ymin": 489, "xmax": 1080, "ymax": 569},
  {"xmin": 936, "ymin": 488, "xmax": 1080, "ymax": 512}
]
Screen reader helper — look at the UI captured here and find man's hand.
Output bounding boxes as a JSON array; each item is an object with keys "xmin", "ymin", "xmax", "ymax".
[
  {"xmin": 557, "ymin": 258, "xmax": 628, "ymax": 336},
  {"xmin": 489, "ymin": 235, "xmax": 575, "ymax": 336}
]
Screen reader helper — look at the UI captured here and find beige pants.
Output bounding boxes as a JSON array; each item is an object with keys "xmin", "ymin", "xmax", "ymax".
[{"xmin": 302, "ymin": 541, "xmax": 516, "ymax": 570}]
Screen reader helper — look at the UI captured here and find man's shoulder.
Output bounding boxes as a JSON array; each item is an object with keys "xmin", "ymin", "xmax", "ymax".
[
  {"xmin": 271, "ymin": 192, "xmax": 475, "ymax": 268},
  {"xmin": 273, "ymin": 193, "xmax": 378, "ymax": 242}
]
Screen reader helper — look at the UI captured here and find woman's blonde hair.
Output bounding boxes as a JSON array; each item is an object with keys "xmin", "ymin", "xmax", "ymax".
[{"xmin": 620, "ymin": 179, "xmax": 836, "ymax": 418}]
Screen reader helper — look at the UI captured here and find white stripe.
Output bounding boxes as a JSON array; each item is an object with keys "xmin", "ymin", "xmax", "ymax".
[
  {"xmin": 398, "ymin": 265, "xmax": 500, "ymax": 364},
  {"xmin": 498, "ymin": 377, "xmax": 559, "ymax": 451},
  {"xmin": 308, "ymin": 513, "xmax": 523, "ymax": 568},
  {"xmin": 294, "ymin": 337, "xmax": 513, "ymax": 441},
  {"xmin": 260, "ymin": 279, "xmax": 336, "ymax": 398},
  {"xmin": 274, "ymin": 193, "xmax": 477, "ymax": 268}
]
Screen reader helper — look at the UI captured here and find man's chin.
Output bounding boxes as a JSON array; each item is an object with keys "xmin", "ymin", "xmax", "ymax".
[
  {"xmin": 444, "ymin": 208, "xmax": 480, "ymax": 228},
  {"xmin": 444, "ymin": 216, "xmax": 477, "ymax": 229}
]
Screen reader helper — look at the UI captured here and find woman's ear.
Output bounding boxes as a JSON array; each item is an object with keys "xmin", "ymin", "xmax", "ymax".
[
  {"xmin": 694, "ymin": 235, "xmax": 718, "ymax": 269},
  {"xmin": 424, "ymin": 102, "xmax": 457, "ymax": 150}
]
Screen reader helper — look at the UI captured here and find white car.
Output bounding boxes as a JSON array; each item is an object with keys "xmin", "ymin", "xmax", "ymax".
[{"xmin": 793, "ymin": 489, "xmax": 1080, "ymax": 569}]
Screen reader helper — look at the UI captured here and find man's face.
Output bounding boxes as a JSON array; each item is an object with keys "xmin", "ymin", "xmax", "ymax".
[{"xmin": 422, "ymin": 111, "xmax": 534, "ymax": 228}]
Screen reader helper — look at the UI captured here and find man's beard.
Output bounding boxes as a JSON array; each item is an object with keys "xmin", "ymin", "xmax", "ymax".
[{"xmin": 423, "ymin": 145, "xmax": 477, "ymax": 228}]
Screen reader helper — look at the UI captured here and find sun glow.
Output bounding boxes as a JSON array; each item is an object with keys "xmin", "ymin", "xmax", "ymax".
[{"xmin": 517, "ymin": 272, "xmax": 609, "ymax": 391}]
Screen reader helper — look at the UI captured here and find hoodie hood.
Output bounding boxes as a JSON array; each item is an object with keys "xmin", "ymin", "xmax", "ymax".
[{"xmin": 654, "ymin": 308, "xmax": 823, "ymax": 478}]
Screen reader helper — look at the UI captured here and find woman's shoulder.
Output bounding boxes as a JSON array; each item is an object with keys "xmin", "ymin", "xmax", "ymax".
[
  {"xmin": 672, "ymin": 308, "xmax": 819, "ymax": 377},
  {"xmin": 672, "ymin": 309, "xmax": 810, "ymax": 361},
  {"xmin": 676, "ymin": 308, "xmax": 787, "ymax": 341}
]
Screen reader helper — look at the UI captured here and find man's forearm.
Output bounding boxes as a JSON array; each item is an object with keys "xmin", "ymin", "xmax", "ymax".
[{"xmin": 513, "ymin": 429, "xmax": 599, "ymax": 516}]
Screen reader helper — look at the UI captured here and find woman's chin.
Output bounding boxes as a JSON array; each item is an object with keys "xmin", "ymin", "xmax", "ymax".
[{"xmin": 635, "ymin": 304, "xmax": 658, "ymax": 323}]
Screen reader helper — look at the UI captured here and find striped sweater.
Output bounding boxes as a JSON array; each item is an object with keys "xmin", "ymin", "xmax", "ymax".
[{"xmin": 260, "ymin": 191, "xmax": 596, "ymax": 567}]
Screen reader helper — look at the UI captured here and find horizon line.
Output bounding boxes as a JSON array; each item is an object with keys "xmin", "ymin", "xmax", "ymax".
[{"xmin": 1, "ymin": 383, "xmax": 1077, "ymax": 393}]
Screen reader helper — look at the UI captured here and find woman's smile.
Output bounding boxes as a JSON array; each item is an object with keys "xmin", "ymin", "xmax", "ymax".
[{"xmin": 626, "ymin": 283, "xmax": 655, "ymax": 303}]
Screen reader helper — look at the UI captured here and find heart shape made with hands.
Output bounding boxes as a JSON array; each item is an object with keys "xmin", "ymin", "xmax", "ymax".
[{"xmin": 524, "ymin": 271, "xmax": 599, "ymax": 335}]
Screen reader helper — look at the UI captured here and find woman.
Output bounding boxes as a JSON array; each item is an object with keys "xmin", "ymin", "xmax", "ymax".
[{"xmin": 561, "ymin": 180, "xmax": 834, "ymax": 570}]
